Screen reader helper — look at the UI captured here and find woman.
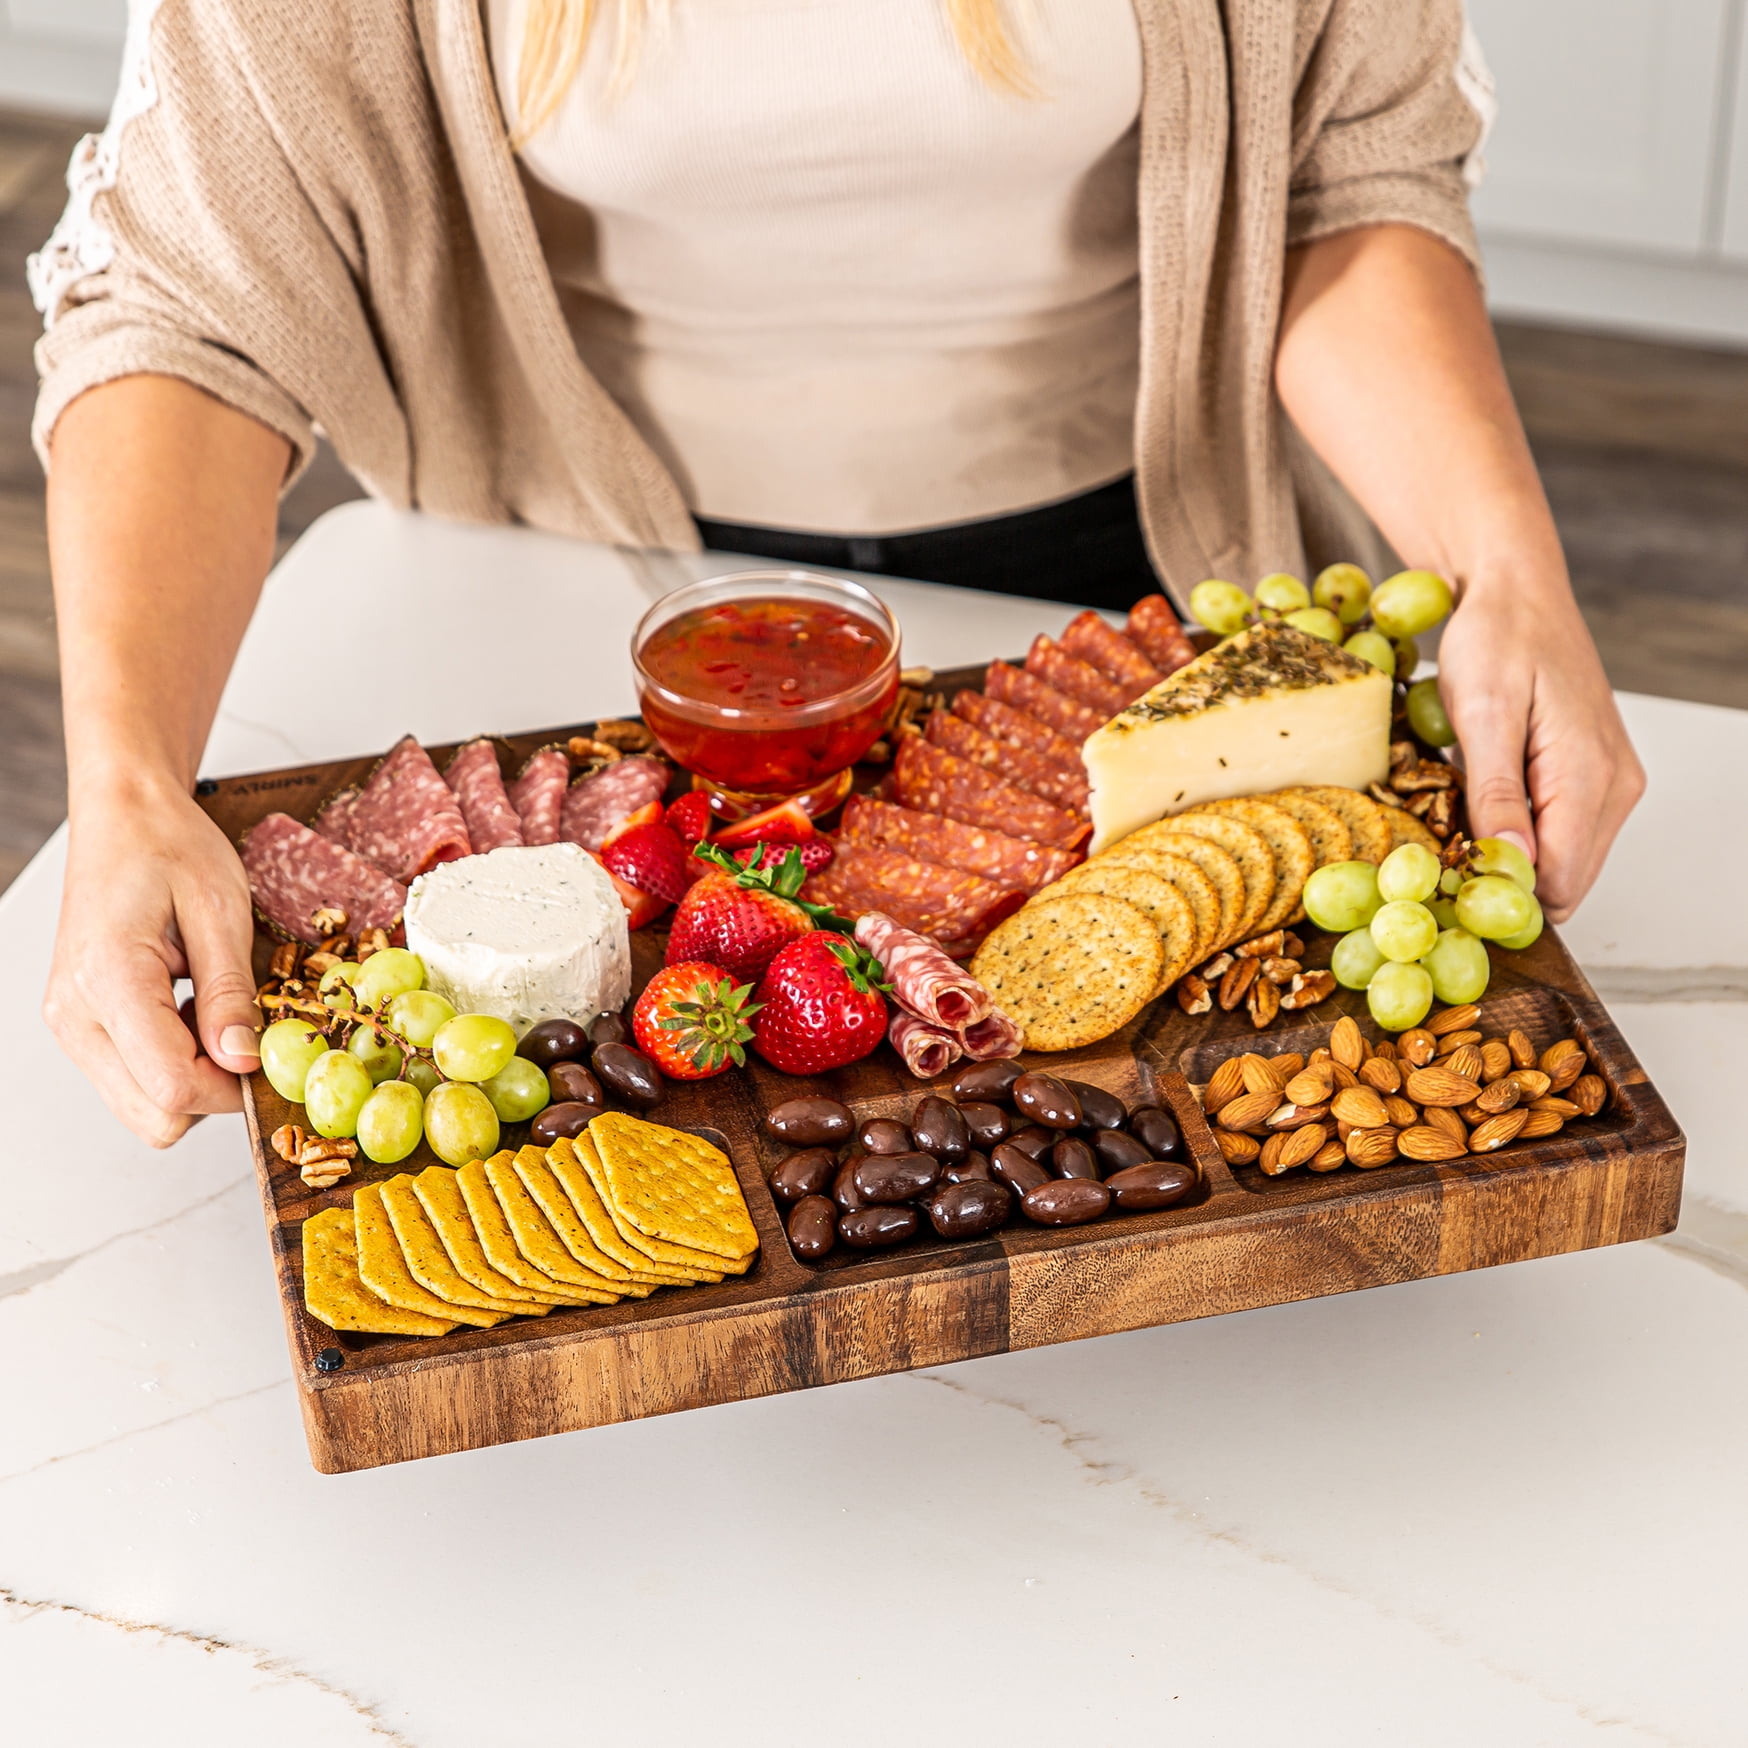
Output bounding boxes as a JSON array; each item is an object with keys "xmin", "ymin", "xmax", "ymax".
[{"xmin": 31, "ymin": 0, "xmax": 1641, "ymax": 1147}]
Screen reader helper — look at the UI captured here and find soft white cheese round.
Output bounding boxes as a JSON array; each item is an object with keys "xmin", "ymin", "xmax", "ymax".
[{"xmin": 403, "ymin": 843, "xmax": 631, "ymax": 1032}]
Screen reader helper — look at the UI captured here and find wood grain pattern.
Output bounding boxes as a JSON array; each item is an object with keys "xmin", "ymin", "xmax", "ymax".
[{"xmin": 199, "ymin": 674, "xmax": 1685, "ymax": 1473}]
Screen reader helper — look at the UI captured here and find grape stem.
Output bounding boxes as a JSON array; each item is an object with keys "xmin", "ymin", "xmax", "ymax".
[{"xmin": 257, "ymin": 986, "xmax": 445, "ymax": 1083}]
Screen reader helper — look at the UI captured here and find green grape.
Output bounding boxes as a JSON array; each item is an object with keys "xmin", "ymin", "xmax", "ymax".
[
  {"xmin": 1428, "ymin": 894, "xmax": 1461, "ymax": 931},
  {"xmin": 1368, "ymin": 899, "xmax": 1439, "ymax": 963},
  {"xmin": 1283, "ymin": 606, "xmax": 1345, "ymax": 643},
  {"xmin": 1377, "ymin": 842, "xmax": 1441, "ymax": 905},
  {"xmin": 432, "ymin": 1013, "xmax": 517, "ymax": 1083},
  {"xmin": 303, "ymin": 1049, "xmax": 374, "ymax": 1139},
  {"xmin": 1366, "ymin": 961, "xmax": 1435, "ymax": 1032},
  {"xmin": 318, "ymin": 961, "xmax": 361, "ymax": 1012},
  {"xmin": 404, "ymin": 1058, "xmax": 442, "ymax": 1097},
  {"xmin": 1394, "ymin": 638, "xmax": 1420, "ymax": 683},
  {"xmin": 1253, "ymin": 572, "xmax": 1310, "ymax": 615},
  {"xmin": 1331, "ymin": 927, "xmax": 1387, "ymax": 990},
  {"xmin": 357, "ymin": 1080, "xmax": 425, "ymax": 1165},
  {"xmin": 1496, "ymin": 893, "xmax": 1545, "ymax": 952},
  {"xmin": 385, "ymin": 989, "xmax": 456, "ymax": 1049},
  {"xmin": 1313, "ymin": 563, "xmax": 1372, "ymax": 626},
  {"xmin": 1470, "ymin": 835, "xmax": 1537, "ymax": 895},
  {"xmin": 259, "ymin": 1017, "xmax": 330, "ymax": 1102},
  {"xmin": 481, "ymin": 1056, "xmax": 551, "ymax": 1123},
  {"xmin": 1302, "ymin": 861, "xmax": 1383, "ymax": 933},
  {"xmin": 1439, "ymin": 867, "xmax": 1463, "ymax": 896},
  {"xmin": 1423, "ymin": 927, "xmax": 1491, "ymax": 1005},
  {"xmin": 424, "ymin": 1081, "xmax": 500, "ymax": 1167},
  {"xmin": 1454, "ymin": 874, "xmax": 1538, "ymax": 942},
  {"xmin": 351, "ymin": 947, "xmax": 426, "ymax": 1012},
  {"xmin": 1343, "ymin": 630, "xmax": 1395, "ymax": 674},
  {"xmin": 347, "ymin": 1021, "xmax": 404, "ymax": 1086},
  {"xmin": 1406, "ymin": 678, "xmax": 1456, "ymax": 748},
  {"xmin": 1370, "ymin": 569, "xmax": 1454, "ymax": 639},
  {"xmin": 1189, "ymin": 579, "xmax": 1252, "ymax": 636}
]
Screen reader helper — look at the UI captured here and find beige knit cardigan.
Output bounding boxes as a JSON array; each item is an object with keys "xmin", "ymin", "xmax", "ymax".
[{"xmin": 31, "ymin": 0, "xmax": 1483, "ymax": 594}]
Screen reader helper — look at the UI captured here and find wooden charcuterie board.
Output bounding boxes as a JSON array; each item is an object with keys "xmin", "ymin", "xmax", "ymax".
[{"xmin": 198, "ymin": 670, "xmax": 1685, "ymax": 1474}]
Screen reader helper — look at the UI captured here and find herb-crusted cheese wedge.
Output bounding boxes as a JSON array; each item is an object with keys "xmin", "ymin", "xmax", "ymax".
[{"xmin": 1083, "ymin": 624, "xmax": 1392, "ymax": 853}]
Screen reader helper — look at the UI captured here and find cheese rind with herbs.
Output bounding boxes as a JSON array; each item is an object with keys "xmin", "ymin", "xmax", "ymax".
[
  {"xmin": 1082, "ymin": 624, "xmax": 1392, "ymax": 852},
  {"xmin": 404, "ymin": 843, "xmax": 630, "ymax": 1031}
]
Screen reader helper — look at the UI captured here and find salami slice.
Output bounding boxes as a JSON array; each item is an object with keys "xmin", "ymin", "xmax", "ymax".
[
  {"xmin": 839, "ymin": 795, "xmax": 1078, "ymax": 895},
  {"xmin": 242, "ymin": 813, "xmax": 408, "ymax": 946},
  {"xmin": 1024, "ymin": 635, "xmax": 1130, "ymax": 718},
  {"xmin": 444, "ymin": 739, "xmax": 525, "ymax": 856},
  {"xmin": 559, "ymin": 755, "xmax": 670, "ymax": 852},
  {"xmin": 924, "ymin": 709, "xmax": 1088, "ymax": 815},
  {"xmin": 343, "ymin": 736, "xmax": 472, "ymax": 882},
  {"xmin": 952, "ymin": 687, "xmax": 1083, "ymax": 769},
  {"xmin": 889, "ymin": 1012, "xmax": 963, "ymax": 1079},
  {"xmin": 960, "ymin": 1007, "xmax": 1024, "ymax": 1062},
  {"xmin": 804, "ymin": 844, "xmax": 1023, "ymax": 946},
  {"xmin": 892, "ymin": 737, "xmax": 1088, "ymax": 850},
  {"xmin": 312, "ymin": 788, "xmax": 358, "ymax": 847},
  {"xmin": 509, "ymin": 748, "xmax": 568, "ymax": 845},
  {"xmin": 854, "ymin": 911, "xmax": 994, "ymax": 1028},
  {"xmin": 1126, "ymin": 594, "xmax": 1198, "ymax": 676},
  {"xmin": 1058, "ymin": 609, "xmax": 1163, "ymax": 695},
  {"xmin": 983, "ymin": 662, "xmax": 1104, "ymax": 743}
]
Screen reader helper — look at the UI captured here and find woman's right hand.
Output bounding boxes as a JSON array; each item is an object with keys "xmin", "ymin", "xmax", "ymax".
[{"xmin": 45, "ymin": 776, "xmax": 262, "ymax": 1148}]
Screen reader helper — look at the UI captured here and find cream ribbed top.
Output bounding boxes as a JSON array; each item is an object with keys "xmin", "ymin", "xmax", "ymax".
[{"xmin": 489, "ymin": 0, "xmax": 1144, "ymax": 535}]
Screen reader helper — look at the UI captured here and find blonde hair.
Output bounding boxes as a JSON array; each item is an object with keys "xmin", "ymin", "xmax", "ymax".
[{"xmin": 514, "ymin": 0, "xmax": 1035, "ymax": 143}]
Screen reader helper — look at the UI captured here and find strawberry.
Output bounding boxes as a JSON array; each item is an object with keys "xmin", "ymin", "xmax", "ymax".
[
  {"xmin": 665, "ymin": 843, "xmax": 840, "ymax": 981},
  {"xmin": 751, "ymin": 932, "xmax": 890, "ymax": 1075},
  {"xmin": 632, "ymin": 961, "xmax": 761, "ymax": 1079},
  {"xmin": 602, "ymin": 819, "xmax": 699, "ymax": 905},
  {"xmin": 713, "ymin": 798, "xmax": 816, "ymax": 849},
  {"xmin": 600, "ymin": 800, "xmax": 665, "ymax": 851},
  {"xmin": 664, "ymin": 791, "xmax": 715, "ymax": 846},
  {"xmin": 587, "ymin": 850, "xmax": 668, "ymax": 930},
  {"xmin": 733, "ymin": 837, "xmax": 835, "ymax": 877}
]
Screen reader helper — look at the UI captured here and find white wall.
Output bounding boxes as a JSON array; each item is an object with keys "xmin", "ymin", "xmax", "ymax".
[{"xmin": 0, "ymin": 0, "xmax": 126, "ymax": 115}]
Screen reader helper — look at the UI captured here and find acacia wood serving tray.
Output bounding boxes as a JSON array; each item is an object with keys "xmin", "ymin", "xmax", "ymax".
[{"xmin": 198, "ymin": 673, "xmax": 1685, "ymax": 1473}]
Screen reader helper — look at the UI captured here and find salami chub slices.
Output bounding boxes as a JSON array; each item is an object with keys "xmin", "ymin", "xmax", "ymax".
[
  {"xmin": 840, "ymin": 795, "xmax": 1078, "ymax": 895},
  {"xmin": 1024, "ymin": 635, "xmax": 1130, "ymax": 718},
  {"xmin": 924, "ymin": 710, "xmax": 1088, "ymax": 815},
  {"xmin": 804, "ymin": 844, "xmax": 1023, "ymax": 946},
  {"xmin": 508, "ymin": 748, "xmax": 568, "ymax": 846},
  {"xmin": 344, "ymin": 735, "xmax": 472, "ymax": 881},
  {"xmin": 1058, "ymin": 609, "xmax": 1163, "ymax": 694},
  {"xmin": 560, "ymin": 755, "xmax": 670, "ymax": 851},
  {"xmin": 983, "ymin": 661, "xmax": 1105, "ymax": 744},
  {"xmin": 892, "ymin": 737, "xmax": 1088, "ymax": 851},
  {"xmin": 951, "ymin": 688, "xmax": 1084, "ymax": 771},
  {"xmin": 1126, "ymin": 593, "xmax": 1198, "ymax": 677},
  {"xmin": 444, "ymin": 739, "xmax": 524, "ymax": 855},
  {"xmin": 242, "ymin": 813, "xmax": 407, "ymax": 946},
  {"xmin": 312, "ymin": 789, "xmax": 358, "ymax": 847}
]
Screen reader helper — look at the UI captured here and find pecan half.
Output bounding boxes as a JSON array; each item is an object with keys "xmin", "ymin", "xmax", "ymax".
[
  {"xmin": 1219, "ymin": 956, "xmax": 1261, "ymax": 1012},
  {"xmin": 1280, "ymin": 970, "xmax": 1337, "ymax": 1010},
  {"xmin": 1176, "ymin": 973, "xmax": 1213, "ymax": 1017}
]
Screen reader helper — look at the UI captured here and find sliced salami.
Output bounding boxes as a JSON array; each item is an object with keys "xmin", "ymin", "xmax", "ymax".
[
  {"xmin": 343, "ymin": 736, "xmax": 472, "ymax": 882},
  {"xmin": 559, "ymin": 755, "xmax": 670, "ymax": 852},
  {"xmin": 889, "ymin": 1012, "xmax": 963, "ymax": 1079},
  {"xmin": 952, "ymin": 687, "xmax": 1083, "ymax": 769},
  {"xmin": 892, "ymin": 737, "xmax": 1088, "ymax": 850},
  {"xmin": 854, "ymin": 911, "xmax": 994, "ymax": 1028},
  {"xmin": 804, "ymin": 844, "xmax": 1023, "ymax": 946},
  {"xmin": 444, "ymin": 739, "xmax": 524, "ymax": 856},
  {"xmin": 312, "ymin": 788, "xmax": 358, "ymax": 847},
  {"xmin": 1024, "ymin": 635, "xmax": 1130, "ymax": 717},
  {"xmin": 1127, "ymin": 594, "xmax": 1198, "ymax": 676},
  {"xmin": 242, "ymin": 813, "xmax": 408, "ymax": 946},
  {"xmin": 1058, "ymin": 609, "xmax": 1163, "ymax": 695},
  {"xmin": 960, "ymin": 1007, "xmax": 1024, "ymax": 1062},
  {"xmin": 839, "ymin": 795, "xmax": 1078, "ymax": 895},
  {"xmin": 924, "ymin": 709, "xmax": 1088, "ymax": 815},
  {"xmin": 983, "ymin": 662, "xmax": 1105, "ymax": 743},
  {"xmin": 509, "ymin": 748, "xmax": 569, "ymax": 846}
]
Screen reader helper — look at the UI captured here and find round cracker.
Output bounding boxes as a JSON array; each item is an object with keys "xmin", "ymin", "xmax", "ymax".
[
  {"xmin": 1050, "ymin": 862, "xmax": 1200, "ymax": 996},
  {"xmin": 970, "ymin": 893, "xmax": 1163, "ymax": 1052},
  {"xmin": 1192, "ymin": 799, "xmax": 1315, "ymax": 936},
  {"xmin": 1286, "ymin": 785, "xmax": 1391, "ymax": 864},
  {"xmin": 1098, "ymin": 824, "xmax": 1246, "ymax": 950},
  {"xmin": 1094, "ymin": 848, "xmax": 1221, "ymax": 964},
  {"xmin": 1255, "ymin": 789, "xmax": 1353, "ymax": 867},
  {"xmin": 1378, "ymin": 803, "xmax": 1441, "ymax": 853},
  {"xmin": 1161, "ymin": 812, "xmax": 1276, "ymax": 945}
]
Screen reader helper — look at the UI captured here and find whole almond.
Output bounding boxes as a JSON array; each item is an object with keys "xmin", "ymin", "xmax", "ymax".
[
  {"xmin": 1476, "ymin": 1078, "xmax": 1522, "ymax": 1115},
  {"xmin": 1507, "ymin": 1028, "xmax": 1537, "ymax": 1069},
  {"xmin": 1331, "ymin": 1085, "xmax": 1390, "ymax": 1128},
  {"xmin": 1457, "ymin": 1102, "xmax": 1489, "ymax": 1126},
  {"xmin": 1205, "ymin": 1058, "xmax": 1248, "ymax": 1113},
  {"xmin": 1400, "ymin": 1028, "xmax": 1437, "ymax": 1068},
  {"xmin": 1266, "ymin": 1101, "xmax": 1331, "ymax": 1131},
  {"xmin": 1346, "ymin": 1126, "xmax": 1401, "ymax": 1169},
  {"xmin": 1329, "ymin": 1061, "xmax": 1362, "ymax": 1091},
  {"xmin": 1240, "ymin": 1053, "xmax": 1281, "ymax": 1096},
  {"xmin": 1279, "ymin": 1123, "xmax": 1329, "ymax": 1170},
  {"xmin": 1335, "ymin": 1118, "xmax": 1356, "ymax": 1142},
  {"xmin": 1307, "ymin": 1047, "xmax": 1333, "ymax": 1069},
  {"xmin": 1358, "ymin": 1056, "xmax": 1403, "ymax": 1095},
  {"xmin": 1435, "ymin": 1030, "xmax": 1484, "ymax": 1057},
  {"xmin": 1398, "ymin": 1125, "xmax": 1466, "ymax": 1162},
  {"xmin": 1507, "ymin": 1069, "xmax": 1552, "ymax": 1101},
  {"xmin": 1571, "ymin": 1074, "xmax": 1607, "ymax": 1117},
  {"xmin": 1479, "ymin": 1039, "xmax": 1512, "ymax": 1082},
  {"xmin": 1384, "ymin": 1094, "xmax": 1421, "ymax": 1129},
  {"xmin": 1468, "ymin": 1109, "xmax": 1530, "ymax": 1153},
  {"xmin": 1213, "ymin": 1128, "xmax": 1261, "ymax": 1165},
  {"xmin": 1330, "ymin": 1016, "xmax": 1365, "ymax": 1071},
  {"xmin": 1427, "ymin": 1004, "xmax": 1481, "ymax": 1037},
  {"xmin": 1405, "ymin": 1065, "xmax": 1480, "ymax": 1107},
  {"xmin": 1445, "ymin": 1043, "xmax": 1485, "ymax": 1083},
  {"xmin": 1519, "ymin": 1109, "xmax": 1564, "ymax": 1140},
  {"xmin": 1547, "ymin": 1053, "xmax": 1586, "ymax": 1094},
  {"xmin": 1216, "ymin": 1088, "xmax": 1280, "ymax": 1133},
  {"xmin": 1258, "ymin": 1132, "xmax": 1291, "ymax": 1175},
  {"xmin": 1372, "ymin": 1039, "xmax": 1398, "ymax": 1062},
  {"xmin": 1540, "ymin": 1038, "xmax": 1584, "ymax": 1075},
  {"xmin": 1309, "ymin": 1139, "xmax": 1348, "ymax": 1172},
  {"xmin": 1424, "ymin": 1105, "xmax": 1469, "ymax": 1146},
  {"xmin": 1273, "ymin": 1053, "xmax": 1307, "ymax": 1081},
  {"xmin": 1285, "ymin": 1069, "xmax": 1335, "ymax": 1107},
  {"xmin": 1531, "ymin": 1096, "xmax": 1582, "ymax": 1119}
]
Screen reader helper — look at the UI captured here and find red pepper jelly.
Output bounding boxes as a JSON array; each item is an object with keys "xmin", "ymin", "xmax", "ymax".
[{"xmin": 632, "ymin": 572, "xmax": 900, "ymax": 806}]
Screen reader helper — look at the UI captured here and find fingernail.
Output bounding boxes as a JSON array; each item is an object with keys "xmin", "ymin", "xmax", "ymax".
[
  {"xmin": 1496, "ymin": 830, "xmax": 1534, "ymax": 859},
  {"xmin": 220, "ymin": 1025, "xmax": 261, "ymax": 1061}
]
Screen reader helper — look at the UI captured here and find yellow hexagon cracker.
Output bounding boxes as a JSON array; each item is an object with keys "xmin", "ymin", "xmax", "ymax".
[
  {"xmin": 587, "ymin": 1113, "xmax": 759, "ymax": 1267},
  {"xmin": 569, "ymin": 1131, "xmax": 740, "ymax": 1278},
  {"xmin": 508, "ymin": 1146, "xmax": 661, "ymax": 1295},
  {"xmin": 549, "ymin": 1138, "xmax": 707, "ymax": 1284},
  {"xmin": 379, "ymin": 1175, "xmax": 546, "ymax": 1317},
  {"xmin": 457, "ymin": 1156, "xmax": 619, "ymax": 1304},
  {"xmin": 354, "ymin": 1182, "xmax": 507, "ymax": 1328},
  {"xmin": 303, "ymin": 1206, "xmax": 456, "ymax": 1337},
  {"xmin": 479, "ymin": 1154, "xmax": 644, "ymax": 1298},
  {"xmin": 412, "ymin": 1166, "xmax": 591, "ymax": 1308}
]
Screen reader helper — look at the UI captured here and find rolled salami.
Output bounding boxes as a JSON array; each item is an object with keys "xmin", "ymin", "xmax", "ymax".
[
  {"xmin": 444, "ymin": 739, "xmax": 525, "ymax": 855},
  {"xmin": 889, "ymin": 1012, "xmax": 964, "ymax": 1079},
  {"xmin": 892, "ymin": 737, "xmax": 1088, "ymax": 850},
  {"xmin": 804, "ymin": 845, "xmax": 1023, "ymax": 946},
  {"xmin": 242, "ymin": 813, "xmax": 408, "ymax": 946},
  {"xmin": 838, "ymin": 795, "xmax": 1078, "ymax": 896},
  {"xmin": 1024, "ymin": 635, "xmax": 1130, "ymax": 718},
  {"xmin": 343, "ymin": 736, "xmax": 472, "ymax": 881},
  {"xmin": 1126, "ymin": 594, "xmax": 1198, "ymax": 676},
  {"xmin": 960, "ymin": 1007, "xmax": 1024, "ymax": 1062},
  {"xmin": 560, "ymin": 756, "xmax": 670, "ymax": 852},
  {"xmin": 923, "ymin": 710, "xmax": 1088, "ymax": 816},
  {"xmin": 508, "ymin": 748, "xmax": 568, "ymax": 846},
  {"xmin": 855, "ymin": 910, "xmax": 993, "ymax": 1028},
  {"xmin": 1058, "ymin": 609, "xmax": 1163, "ymax": 694},
  {"xmin": 983, "ymin": 662, "xmax": 1104, "ymax": 743}
]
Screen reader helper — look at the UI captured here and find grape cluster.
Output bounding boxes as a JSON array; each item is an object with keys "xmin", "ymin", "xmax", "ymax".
[
  {"xmin": 1189, "ymin": 566, "xmax": 1457, "ymax": 749},
  {"xmin": 1303, "ymin": 837, "xmax": 1543, "ymax": 1031}
]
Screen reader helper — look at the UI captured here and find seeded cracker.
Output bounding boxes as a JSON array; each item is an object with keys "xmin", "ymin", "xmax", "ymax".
[
  {"xmin": 1254, "ymin": 789, "xmax": 1353, "ymax": 867},
  {"xmin": 1378, "ymin": 803, "xmax": 1441, "ymax": 853},
  {"xmin": 1104, "ymin": 848, "xmax": 1222, "ymax": 962},
  {"xmin": 380, "ymin": 1174, "xmax": 545, "ymax": 1316},
  {"xmin": 1101, "ymin": 826, "xmax": 1246, "ymax": 949},
  {"xmin": 507, "ymin": 1146, "xmax": 666, "ymax": 1292},
  {"xmin": 354, "ymin": 1181, "xmax": 506, "ymax": 1328},
  {"xmin": 480, "ymin": 1153, "xmax": 643, "ymax": 1298},
  {"xmin": 587, "ymin": 1114, "xmax": 760, "ymax": 1270},
  {"xmin": 411, "ymin": 1165, "xmax": 586, "ymax": 1307},
  {"xmin": 1285, "ymin": 785, "xmax": 1392, "ymax": 864},
  {"xmin": 970, "ymin": 893, "xmax": 1163, "ymax": 1051},
  {"xmin": 1191, "ymin": 799, "xmax": 1314, "ymax": 934},
  {"xmin": 551, "ymin": 1136, "xmax": 708, "ymax": 1283},
  {"xmin": 1048, "ymin": 862, "xmax": 1199, "ymax": 995},
  {"xmin": 304, "ymin": 1205, "xmax": 457, "ymax": 1337},
  {"xmin": 1154, "ymin": 812, "xmax": 1276, "ymax": 943}
]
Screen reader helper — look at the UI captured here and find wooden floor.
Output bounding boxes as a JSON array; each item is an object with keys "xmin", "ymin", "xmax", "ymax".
[{"xmin": 4, "ymin": 105, "xmax": 1748, "ymax": 892}]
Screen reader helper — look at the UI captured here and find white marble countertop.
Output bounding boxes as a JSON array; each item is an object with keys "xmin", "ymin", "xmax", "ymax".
[{"xmin": 2, "ymin": 503, "xmax": 1744, "ymax": 1746}]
